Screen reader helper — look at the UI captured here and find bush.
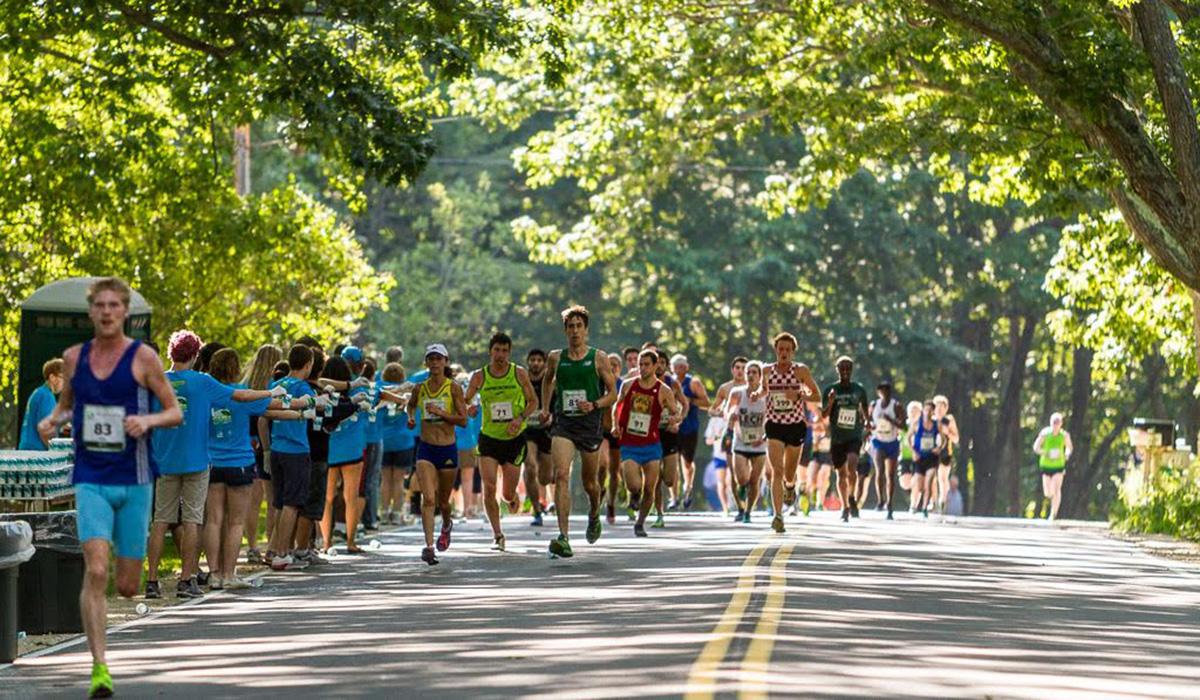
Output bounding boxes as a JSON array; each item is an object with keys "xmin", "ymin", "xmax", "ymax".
[{"xmin": 1110, "ymin": 466, "xmax": 1200, "ymax": 541}]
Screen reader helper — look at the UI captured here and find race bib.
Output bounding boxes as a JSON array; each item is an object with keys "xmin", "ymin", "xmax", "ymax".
[
  {"xmin": 920, "ymin": 435, "xmax": 935, "ymax": 451},
  {"xmin": 837, "ymin": 407, "xmax": 857, "ymax": 429},
  {"xmin": 770, "ymin": 392, "xmax": 794, "ymax": 412},
  {"xmin": 423, "ymin": 397, "xmax": 448, "ymax": 422},
  {"xmin": 875, "ymin": 422, "xmax": 897, "ymax": 440},
  {"xmin": 1048, "ymin": 447, "xmax": 1062, "ymax": 460},
  {"xmin": 490, "ymin": 401, "xmax": 514, "ymax": 422},
  {"xmin": 563, "ymin": 390, "xmax": 587, "ymax": 415},
  {"xmin": 628, "ymin": 411, "xmax": 651, "ymax": 437},
  {"xmin": 83, "ymin": 405, "xmax": 125, "ymax": 453},
  {"xmin": 743, "ymin": 426, "xmax": 764, "ymax": 443}
]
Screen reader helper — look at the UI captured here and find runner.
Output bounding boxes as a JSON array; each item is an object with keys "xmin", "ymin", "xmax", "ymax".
[
  {"xmin": 539, "ymin": 305, "xmax": 618, "ymax": 557},
  {"xmin": 523, "ymin": 348, "xmax": 555, "ymax": 527},
  {"xmin": 728, "ymin": 361, "xmax": 768, "ymax": 523},
  {"xmin": 822, "ymin": 356, "xmax": 870, "ymax": 522},
  {"xmin": 602, "ymin": 351, "xmax": 625, "ymax": 524},
  {"xmin": 1033, "ymin": 412, "xmax": 1072, "ymax": 521},
  {"xmin": 613, "ymin": 349, "xmax": 680, "ymax": 536},
  {"xmin": 465, "ymin": 332, "xmax": 539, "ymax": 551},
  {"xmin": 653, "ymin": 349, "xmax": 689, "ymax": 525},
  {"xmin": 36, "ymin": 277, "xmax": 182, "ymax": 699},
  {"xmin": 405, "ymin": 344, "xmax": 468, "ymax": 565},
  {"xmin": 757, "ymin": 332, "xmax": 820, "ymax": 533},
  {"xmin": 804, "ymin": 407, "xmax": 833, "ymax": 513},
  {"xmin": 910, "ymin": 400, "xmax": 943, "ymax": 517},
  {"xmin": 709, "ymin": 356, "xmax": 748, "ymax": 419},
  {"xmin": 869, "ymin": 380, "xmax": 905, "ymax": 520},
  {"xmin": 933, "ymin": 395, "xmax": 961, "ymax": 516},
  {"xmin": 19, "ymin": 358, "xmax": 63, "ymax": 449},
  {"xmin": 705, "ymin": 405, "xmax": 731, "ymax": 514},
  {"xmin": 897, "ymin": 401, "xmax": 922, "ymax": 500},
  {"xmin": 671, "ymin": 354, "xmax": 710, "ymax": 509}
]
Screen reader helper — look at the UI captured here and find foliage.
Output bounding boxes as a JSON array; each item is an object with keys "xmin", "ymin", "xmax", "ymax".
[{"xmin": 1111, "ymin": 467, "xmax": 1200, "ymax": 542}]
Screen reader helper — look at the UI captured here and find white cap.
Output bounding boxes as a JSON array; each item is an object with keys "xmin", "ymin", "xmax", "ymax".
[
  {"xmin": 425, "ymin": 343, "xmax": 449, "ymax": 359},
  {"xmin": 670, "ymin": 354, "xmax": 688, "ymax": 366}
]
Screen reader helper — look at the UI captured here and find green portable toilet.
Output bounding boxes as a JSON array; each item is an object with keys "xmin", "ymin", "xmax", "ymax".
[{"xmin": 15, "ymin": 278, "xmax": 153, "ymax": 446}]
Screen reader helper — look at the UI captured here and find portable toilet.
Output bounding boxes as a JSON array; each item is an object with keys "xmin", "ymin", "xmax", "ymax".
[{"xmin": 15, "ymin": 278, "xmax": 153, "ymax": 445}]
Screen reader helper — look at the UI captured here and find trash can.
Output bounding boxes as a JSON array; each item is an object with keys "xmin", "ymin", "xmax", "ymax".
[
  {"xmin": 0, "ymin": 511, "xmax": 84, "ymax": 635},
  {"xmin": 0, "ymin": 520, "xmax": 35, "ymax": 662}
]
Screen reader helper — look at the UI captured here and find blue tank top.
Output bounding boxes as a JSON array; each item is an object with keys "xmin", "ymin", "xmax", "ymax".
[
  {"xmin": 913, "ymin": 419, "xmax": 938, "ymax": 459},
  {"xmin": 679, "ymin": 374, "xmax": 700, "ymax": 435},
  {"xmin": 72, "ymin": 340, "xmax": 156, "ymax": 485}
]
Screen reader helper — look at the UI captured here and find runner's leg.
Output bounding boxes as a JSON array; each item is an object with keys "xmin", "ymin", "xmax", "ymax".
[
  {"xmin": 480, "ymin": 457, "xmax": 503, "ymax": 538},
  {"xmin": 551, "ymin": 437, "xmax": 578, "ymax": 537}
]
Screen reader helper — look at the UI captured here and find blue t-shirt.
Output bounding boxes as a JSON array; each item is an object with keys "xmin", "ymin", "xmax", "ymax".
[
  {"xmin": 361, "ymin": 377, "xmax": 382, "ymax": 444},
  {"xmin": 380, "ymin": 384, "xmax": 416, "ymax": 452},
  {"xmin": 152, "ymin": 370, "xmax": 236, "ymax": 475},
  {"xmin": 328, "ymin": 401, "xmax": 366, "ymax": 465},
  {"xmin": 455, "ymin": 401, "xmax": 482, "ymax": 451},
  {"xmin": 209, "ymin": 383, "xmax": 271, "ymax": 468},
  {"xmin": 269, "ymin": 376, "xmax": 315, "ymax": 454},
  {"xmin": 19, "ymin": 384, "xmax": 57, "ymax": 450}
]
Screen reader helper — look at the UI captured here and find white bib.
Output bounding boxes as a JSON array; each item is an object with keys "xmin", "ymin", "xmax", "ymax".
[
  {"xmin": 490, "ymin": 401, "xmax": 514, "ymax": 423},
  {"xmin": 920, "ymin": 435, "xmax": 935, "ymax": 451},
  {"xmin": 837, "ymin": 407, "xmax": 857, "ymax": 430},
  {"xmin": 563, "ymin": 390, "xmax": 587, "ymax": 415},
  {"xmin": 1048, "ymin": 447, "xmax": 1062, "ymax": 460},
  {"xmin": 770, "ymin": 391, "xmax": 794, "ymax": 412},
  {"xmin": 423, "ymin": 397, "xmax": 448, "ymax": 422},
  {"xmin": 628, "ymin": 411, "xmax": 652, "ymax": 437},
  {"xmin": 743, "ymin": 425, "xmax": 764, "ymax": 443},
  {"xmin": 83, "ymin": 405, "xmax": 126, "ymax": 453}
]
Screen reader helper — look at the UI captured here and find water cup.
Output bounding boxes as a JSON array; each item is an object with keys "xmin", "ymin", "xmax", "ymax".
[
  {"xmin": 136, "ymin": 603, "xmax": 150, "ymax": 615},
  {"xmin": 369, "ymin": 539, "xmax": 382, "ymax": 551}
]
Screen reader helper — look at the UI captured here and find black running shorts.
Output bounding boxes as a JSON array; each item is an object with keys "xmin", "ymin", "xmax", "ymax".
[
  {"xmin": 765, "ymin": 421, "xmax": 806, "ymax": 448},
  {"xmin": 478, "ymin": 432, "xmax": 527, "ymax": 466}
]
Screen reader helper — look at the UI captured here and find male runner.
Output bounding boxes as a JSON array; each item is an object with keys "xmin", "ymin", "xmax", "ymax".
[
  {"xmin": 613, "ymin": 349, "xmax": 681, "ymax": 536},
  {"xmin": 602, "ymin": 351, "xmax": 625, "ymax": 523},
  {"xmin": 465, "ymin": 332, "xmax": 539, "ymax": 551},
  {"xmin": 406, "ymin": 344, "xmax": 468, "ymax": 565},
  {"xmin": 933, "ymin": 395, "xmax": 961, "ymax": 516},
  {"xmin": 523, "ymin": 349, "xmax": 554, "ymax": 527},
  {"xmin": 823, "ymin": 356, "xmax": 870, "ymax": 522},
  {"xmin": 869, "ymin": 380, "xmax": 905, "ymax": 519},
  {"xmin": 709, "ymin": 356, "xmax": 748, "ymax": 419},
  {"xmin": 755, "ymin": 333, "xmax": 820, "ymax": 533},
  {"xmin": 728, "ymin": 361, "xmax": 768, "ymax": 523},
  {"xmin": 37, "ymin": 277, "xmax": 183, "ymax": 699},
  {"xmin": 671, "ymin": 354, "xmax": 710, "ymax": 509},
  {"xmin": 1033, "ymin": 412, "xmax": 1073, "ymax": 521},
  {"xmin": 653, "ymin": 349, "xmax": 688, "ymax": 524},
  {"xmin": 539, "ymin": 306, "xmax": 618, "ymax": 557}
]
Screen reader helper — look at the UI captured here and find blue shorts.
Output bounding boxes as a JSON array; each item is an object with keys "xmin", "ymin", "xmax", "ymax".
[
  {"xmin": 620, "ymin": 442, "xmax": 663, "ymax": 466},
  {"xmin": 76, "ymin": 482, "xmax": 153, "ymax": 559},
  {"xmin": 713, "ymin": 457, "xmax": 728, "ymax": 470},
  {"xmin": 872, "ymin": 439, "xmax": 900, "ymax": 461},
  {"xmin": 416, "ymin": 442, "xmax": 459, "ymax": 470}
]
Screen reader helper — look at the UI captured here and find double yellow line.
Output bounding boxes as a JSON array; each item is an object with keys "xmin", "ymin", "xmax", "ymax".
[{"xmin": 684, "ymin": 540, "xmax": 795, "ymax": 699}]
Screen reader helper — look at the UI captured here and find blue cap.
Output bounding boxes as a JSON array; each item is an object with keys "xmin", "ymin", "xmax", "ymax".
[{"xmin": 341, "ymin": 346, "xmax": 364, "ymax": 363}]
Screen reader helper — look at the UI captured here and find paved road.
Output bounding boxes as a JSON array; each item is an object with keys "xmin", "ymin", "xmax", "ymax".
[{"xmin": 3, "ymin": 510, "xmax": 1200, "ymax": 699}]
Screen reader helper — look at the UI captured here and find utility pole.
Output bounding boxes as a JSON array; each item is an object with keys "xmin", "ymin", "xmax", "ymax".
[{"xmin": 233, "ymin": 124, "xmax": 251, "ymax": 196}]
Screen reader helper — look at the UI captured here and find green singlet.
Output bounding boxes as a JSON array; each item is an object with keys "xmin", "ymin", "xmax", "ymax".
[
  {"xmin": 823, "ymin": 381, "xmax": 870, "ymax": 445},
  {"xmin": 556, "ymin": 347, "xmax": 601, "ymax": 418},
  {"xmin": 899, "ymin": 429, "xmax": 913, "ymax": 461},
  {"xmin": 479, "ymin": 363, "xmax": 526, "ymax": 441},
  {"xmin": 1040, "ymin": 430, "xmax": 1067, "ymax": 471}
]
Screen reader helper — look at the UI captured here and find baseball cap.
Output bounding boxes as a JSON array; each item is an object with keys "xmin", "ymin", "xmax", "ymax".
[
  {"xmin": 425, "ymin": 343, "xmax": 449, "ymax": 359},
  {"xmin": 341, "ymin": 346, "xmax": 364, "ymax": 363},
  {"xmin": 670, "ymin": 354, "xmax": 688, "ymax": 366}
]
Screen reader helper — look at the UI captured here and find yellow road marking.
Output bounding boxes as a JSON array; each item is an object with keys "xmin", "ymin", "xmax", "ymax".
[
  {"xmin": 683, "ymin": 543, "xmax": 770, "ymax": 700},
  {"xmin": 738, "ymin": 542, "xmax": 795, "ymax": 699}
]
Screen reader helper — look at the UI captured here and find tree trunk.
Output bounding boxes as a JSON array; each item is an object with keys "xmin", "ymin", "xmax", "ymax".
[
  {"xmin": 990, "ymin": 315, "xmax": 1037, "ymax": 515},
  {"xmin": 1060, "ymin": 348, "xmax": 1094, "ymax": 518}
]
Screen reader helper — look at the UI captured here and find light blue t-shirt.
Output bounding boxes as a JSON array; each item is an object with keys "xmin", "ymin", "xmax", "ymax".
[
  {"xmin": 328, "ymin": 397, "xmax": 366, "ymax": 465},
  {"xmin": 362, "ymin": 377, "xmax": 382, "ymax": 444},
  {"xmin": 152, "ymin": 370, "xmax": 236, "ymax": 475},
  {"xmin": 19, "ymin": 384, "xmax": 57, "ymax": 450},
  {"xmin": 455, "ymin": 401, "xmax": 482, "ymax": 451},
  {"xmin": 269, "ymin": 376, "xmax": 315, "ymax": 454},
  {"xmin": 209, "ymin": 383, "xmax": 272, "ymax": 468},
  {"xmin": 380, "ymin": 384, "xmax": 416, "ymax": 452}
]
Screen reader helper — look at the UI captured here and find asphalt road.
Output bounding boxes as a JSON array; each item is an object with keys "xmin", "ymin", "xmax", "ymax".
[{"xmin": 2, "ymin": 509, "xmax": 1199, "ymax": 699}]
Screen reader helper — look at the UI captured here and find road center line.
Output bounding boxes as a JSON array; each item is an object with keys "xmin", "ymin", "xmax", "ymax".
[
  {"xmin": 738, "ymin": 542, "xmax": 794, "ymax": 699},
  {"xmin": 684, "ymin": 542, "xmax": 771, "ymax": 700}
]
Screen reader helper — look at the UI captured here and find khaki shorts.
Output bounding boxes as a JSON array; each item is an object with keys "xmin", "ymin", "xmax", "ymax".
[{"xmin": 153, "ymin": 470, "xmax": 210, "ymax": 525}]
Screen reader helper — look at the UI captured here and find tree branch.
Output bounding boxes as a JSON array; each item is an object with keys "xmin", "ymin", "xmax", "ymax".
[
  {"xmin": 1164, "ymin": 0, "xmax": 1200, "ymax": 23},
  {"xmin": 1109, "ymin": 185, "xmax": 1200, "ymax": 288},
  {"xmin": 115, "ymin": 6, "xmax": 237, "ymax": 59},
  {"xmin": 1133, "ymin": 0, "xmax": 1200, "ymax": 207}
]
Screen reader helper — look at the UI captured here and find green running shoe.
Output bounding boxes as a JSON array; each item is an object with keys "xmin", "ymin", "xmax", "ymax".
[
  {"xmin": 802, "ymin": 494, "xmax": 812, "ymax": 516},
  {"xmin": 586, "ymin": 516, "xmax": 602, "ymax": 544},
  {"xmin": 89, "ymin": 663, "xmax": 114, "ymax": 698},
  {"xmin": 651, "ymin": 514, "xmax": 665, "ymax": 529},
  {"xmin": 549, "ymin": 535, "xmax": 574, "ymax": 558}
]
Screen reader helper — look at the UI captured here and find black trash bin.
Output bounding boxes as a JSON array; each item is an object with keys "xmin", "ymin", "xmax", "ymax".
[
  {"xmin": 0, "ymin": 511, "xmax": 84, "ymax": 635},
  {"xmin": 0, "ymin": 520, "xmax": 35, "ymax": 662}
]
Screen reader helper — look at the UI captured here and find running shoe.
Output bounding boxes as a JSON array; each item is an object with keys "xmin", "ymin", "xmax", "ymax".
[
  {"xmin": 493, "ymin": 534, "xmax": 506, "ymax": 552},
  {"xmin": 876, "ymin": 502, "xmax": 886, "ymax": 511},
  {"xmin": 530, "ymin": 512, "xmax": 544, "ymax": 527},
  {"xmin": 209, "ymin": 576, "xmax": 224, "ymax": 591},
  {"xmin": 436, "ymin": 523, "xmax": 453, "ymax": 552},
  {"xmin": 586, "ymin": 516, "xmax": 603, "ymax": 544},
  {"xmin": 196, "ymin": 570, "xmax": 210, "ymax": 588},
  {"xmin": 733, "ymin": 509, "xmax": 745, "ymax": 523},
  {"xmin": 743, "ymin": 511, "xmax": 752, "ymax": 524},
  {"xmin": 627, "ymin": 507, "xmax": 637, "ymax": 522},
  {"xmin": 842, "ymin": 508, "xmax": 851, "ymax": 523},
  {"xmin": 682, "ymin": 495, "xmax": 693, "ymax": 510},
  {"xmin": 548, "ymin": 535, "xmax": 574, "ymax": 558},
  {"xmin": 89, "ymin": 662, "xmax": 114, "ymax": 698},
  {"xmin": 223, "ymin": 577, "xmax": 255, "ymax": 590},
  {"xmin": 246, "ymin": 549, "xmax": 264, "ymax": 565},
  {"xmin": 667, "ymin": 498, "xmax": 680, "ymax": 511},
  {"xmin": 629, "ymin": 494, "xmax": 640, "ymax": 512},
  {"xmin": 144, "ymin": 580, "xmax": 161, "ymax": 600},
  {"xmin": 771, "ymin": 515, "xmax": 786, "ymax": 533},
  {"xmin": 421, "ymin": 547, "xmax": 439, "ymax": 566},
  {"xmin": 634, "ymin": 523, "xmax": 648, "ymax": 537},
  {"xmin": 652, "ymin": 514, "xmax": 665, "ymax": 529},
  {"xmin": 850, "ymin": 499, "xmax": 860, "ymax": 518},
  {"xmin": 783, "ymin": 484, "xmax": 796, "ymax": 508},
  {"xmin": 886, "ymin": 509, "xmax": 894, "ymax": 521},
  {"xmin": 177, "ymin": 576, "xmax": 202, "ymax": 599}
]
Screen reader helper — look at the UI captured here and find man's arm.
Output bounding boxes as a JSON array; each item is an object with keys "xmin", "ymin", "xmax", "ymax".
[
  {"xmin": 661, "ymin": 383, "xmax": 681, "ymax": 421},
  {"xmin": 465, "ymin": 370, "xmax": 483, "ymax": 417},
  {"xmin": 444, "ymin": 382, "xmax": 469, "ymax": 427},
  {"xmin": 540, "ymin": 351, "xmax": 560, "ymax": 419},
  {"xmin": 1064, "ymin": 431, "xmax": 1074, "ymax": 460},
  {"xmin": 516, "ymin": 367, "xmax": 539, "ymax": 421},
  {"xmin": 709, "ymin": 382, "xmax": 730, "ymax": 416},
  {"xmin": 690, "ymin": 378, "xmax": 711, "ymax": 411},
  {"xmin": 129, "ymin": 344, "xmax": 183, "ymax": 436},
  {"xmin": 611, "ymin": 380, "xmax": 633, "ymax": 426},
  {"xmin": 593, "ymin": 350, "xmax": 619, "ymax": 410},
  {"xmin": 797, "ymin": 365, "xmax": 821, "ymax": 401}
]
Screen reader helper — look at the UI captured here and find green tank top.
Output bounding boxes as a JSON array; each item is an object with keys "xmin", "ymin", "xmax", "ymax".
[
  {"xmin": 1040, "ymin": 430, "xmax": 1066, "ymax": 469},
  {"xmin": 899, "ymin": 429, "xmax": 913, "ymax": 460},
  {"xmin": 556, "ymin": 347, "xmax": 601, "ymax": 417},
  {"xmin": 479, "ymin": 363, "xmax": 526, "ymax": 440}
]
